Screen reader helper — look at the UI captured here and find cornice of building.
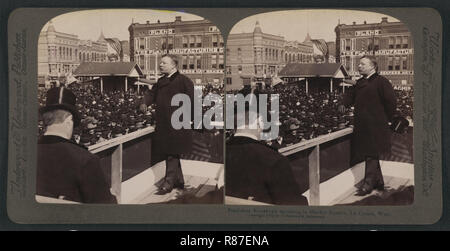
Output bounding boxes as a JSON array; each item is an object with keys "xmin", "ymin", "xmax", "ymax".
[
  {"xmin": 336, "ymin": 21, "xmax": 407, "ymax": 31},
  {"xmin": 129, "ymin": 19, "xmax": 212, "ymax": 29},
  {"xmin": 52, "ymin": 31, "xmax": 79, "ymax": 40},
  {"xmin": 261, "ymin": 33, "xmax": 284, "ymax": 41}
]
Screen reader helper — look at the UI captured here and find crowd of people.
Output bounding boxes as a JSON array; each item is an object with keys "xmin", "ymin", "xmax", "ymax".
[
  {"xmin": 38, "ymin": 80, "xmax": 413, "ymax": 150},
  {"xmin": 226, "ymin": 83, "xmax": 414, "ymax": 149},
  {"xmin": 394, "ymin": 88, "xmax": 414, "ymax": 122},
  {"xmin": 38, "ymin": 82, "xmax": 225, "ymax": 148},
  {"xmin": 202, "ymin": 82, "xmax": 224, "ymax": 97},
  {"xmin": 39, "ymin": 83, "xmax": 156, "ymax": 147}
]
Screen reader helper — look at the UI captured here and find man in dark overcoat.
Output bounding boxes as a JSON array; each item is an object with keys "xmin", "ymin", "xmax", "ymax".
[
  {"xmin": 37, "ymin": 87, "xmax": 117, "ymax": 203},
  {"xmin": 226, "ymin": 90, "xmax": 308, "ymax": 205},
  {"xmin": 339, "ymin": 55, "xmax": 396, "ymax": 196},
  {"xmin": 139, "ymin": 54, "xmax": 194, "ymax": 195}
]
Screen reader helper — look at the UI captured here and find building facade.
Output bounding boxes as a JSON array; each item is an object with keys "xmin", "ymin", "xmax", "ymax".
[
  {"xmin": 335, "ymin": 17, "xmax": 414, "ymax": 87},
  {"xmin": 38, "ymin": 21, "xmax": 108, "ymax": 88},
  {"xmin": 226, "ymin": 21, "xmax": 313, "ymax": 90},
  {"xmin": 128, "ymin": 16, "xmax": 224, "ymax": 84}
]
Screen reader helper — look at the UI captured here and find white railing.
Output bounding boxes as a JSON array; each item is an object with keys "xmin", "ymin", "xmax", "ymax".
[
  {"xmin": 88, "ymin": 126, "xmax": 155, "ymax": 203},
  {"xmin": 279, "ymin": 127, "xmax": 353, "ymax": 206},
  {"xmin": 84, "ymin": 125, "xmax": 353, "ymax": 205},
  {"xmin": 226, "ymin": 127, "xmax": 353, "ymax": 206}
]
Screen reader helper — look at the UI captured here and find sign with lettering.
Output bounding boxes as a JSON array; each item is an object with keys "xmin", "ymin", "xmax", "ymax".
[
  {"xmin": 170, "ymin": 48, "xmax": 224, "ymax": 54},
  {"xmin": 139, "ymin": 29, "xmax": 175, "ymax": 36},
  {"xmin": 340, "ymin": 49, "xmax": 413, "ymax": 56},
  {"xmin": 136, "ymin": 47, "xmax": 224, "ymax": 55},
  {"xmin": 180, "ymin": 69, "xmax": 224, "ymax": 74},
  {"xmin": 340, "ymin": 51, "xmax": 365, "ymax": 56},
  {"xmin": 379, "ymin": 70, "xmax": 414, "ymax": 75},
  {"xmin": 394, "ymin": 85, "xmax": 412, "ymax": 90},
  {"xmin": 375, "ymin": 49, "xmax": 413, "ymax": 55},
  {"xmin": 355, "ymin": 30, "xmax": 381, "ymax": 36}
]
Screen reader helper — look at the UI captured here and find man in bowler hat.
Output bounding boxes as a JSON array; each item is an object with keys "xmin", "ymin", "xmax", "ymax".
[
  {"xmin": 225, "ymin": 87, "xmax": 308, "ymax": 205},
  {"xmin": 339, "ymin": 55, "xmax": 396, "ymax": 196},
  {"xmin": 139, "ymin": 54, "xmax": 194, "ymax": 195},
  {"xmin": 37, "ymin": 87, "xmax": 116, "ymax": 203}
]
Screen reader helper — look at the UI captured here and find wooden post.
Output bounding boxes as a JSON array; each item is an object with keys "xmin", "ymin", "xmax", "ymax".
[
  {"xmin": 100, "ymin": 77, "xmax": 103, "ymax": 94},
  {"xmin": 111, "ymin": 144, "xmax": 123, "ymax": 204},
  {"xmin": 306, "ymin": 78, "xmax": 309, "ymax": 94},
  {"xmin": 308, "ymin": 145, "xmax": 320, "ymax": 205},
  {"xmin": 330, "ymin": 78, "xmax": 333, "ymax": 93},
  {"xmin": 155, "ymin": 52, "xmax": 159, "ymax": 78},
  {"xmin": 125, "ymin": 77, "xmax": 128, "ymax": 92}
]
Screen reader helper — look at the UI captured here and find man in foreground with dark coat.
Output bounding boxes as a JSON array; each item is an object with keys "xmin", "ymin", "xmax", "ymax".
[
  {"xmin": 37, "ymin": 87, "xmax": 116, "ymax": 203},
  {"xmin": 139, "ymin": 54, "xmax": 194, "ymax": 195},
  {"xmin": 225, "ymin": 88, "xmax": 308, "ymax": 205},
  {"xmin": 339, "ymin": 55, "xmax": 397, "ymax": 196}
]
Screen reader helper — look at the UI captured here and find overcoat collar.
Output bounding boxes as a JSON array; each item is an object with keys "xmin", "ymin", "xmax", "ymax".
[
  {"xmin": 367, "ymin": 72, "xmax": 378, "ymax": 81},
  {"xmin": 157, "ymin": 71, "xmax": 180, "ymax": 89},
  {"xmin": 356, "ymin": 72, "xmax": 379, "ymax": 89},
  {"xmin": 38, "ymin": 135, "xmax": 88, "ymax": 150},
  {"xmin": 227, "ymin": 135, "xmax": 279, "ymax": 152}
]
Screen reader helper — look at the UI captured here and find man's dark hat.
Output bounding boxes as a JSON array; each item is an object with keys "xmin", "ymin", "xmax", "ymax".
[{"xmin": 39, "ymin": 87, "xmax": 81, "ymax": 127}]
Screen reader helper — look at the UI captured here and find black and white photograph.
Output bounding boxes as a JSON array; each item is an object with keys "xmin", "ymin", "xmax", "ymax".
[
  {"xmin": 225, "ymin": 9, "xmax": 414, "ymax": 206},
  {"xmin": 36, "ymin": 9, "xmax": 225, "ymax": 204},
  {"xmin": 4, "ymin": 3, "xmax": 444, "ymax": 226}
]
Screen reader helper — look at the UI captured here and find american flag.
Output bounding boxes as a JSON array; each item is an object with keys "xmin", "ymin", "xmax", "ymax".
[
  {"xmin": 181, "ymin": 131, "xmax": 213, "ymax": 162},
  {"xmin": 310, "ymin": 39, "xmax": 329, "ymax": 58},
  {"xmin": 104, "ymin": 38, "xmax": 122, "ymax": 55},
  {"xmin": 381, "ymin": 130, "xmax": 413, "ymax": 163}
]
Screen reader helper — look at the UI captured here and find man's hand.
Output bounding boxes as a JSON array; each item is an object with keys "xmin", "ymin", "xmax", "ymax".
[
  {"xmin": 338, "ymin": 104, "xmax": 346, "ymax": 113},
  {"xmin": 342, "ymin": 79, "xmax": 357, "ymax": 86},
  {"xmin": 139, "ymin": 103, "xmax": 148, "ymax": 113}
]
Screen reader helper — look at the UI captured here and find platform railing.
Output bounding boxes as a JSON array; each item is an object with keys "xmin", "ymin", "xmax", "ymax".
[
  {"xmin": 84, "ymin": 125, "xmax": 352, "ymax": 205},
  {"xmin": 279, "ymin": 127, "xmax": 353, "ymax": 206},
  {"xmin": 88, "ymin": 126, "xmax": 155, "ymax": 203}
]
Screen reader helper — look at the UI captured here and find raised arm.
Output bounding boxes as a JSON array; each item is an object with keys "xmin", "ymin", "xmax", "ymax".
[{"xmin": 139, "ymin": 83, "xmax": 158, "ymax": 113}]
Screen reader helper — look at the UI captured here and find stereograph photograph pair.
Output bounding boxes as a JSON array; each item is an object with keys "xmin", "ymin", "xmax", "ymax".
[{"xmin": 6, "ymin": 7, "xmax": 442, "ymax": 225}]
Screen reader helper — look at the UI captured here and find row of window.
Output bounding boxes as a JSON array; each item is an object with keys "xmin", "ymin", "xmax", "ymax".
[
  {"xmin": 387, "ymin": 56, "xmax": 409, "ymax": 70},
  {"xmin": 137, "ymin": 54, "xmax": 224, "ymax": 70},
  {"xmin": 265, "ymin": 48, "xmax": 279, "ymax": 61},
  {"xmin": 343, "ymin": 36, "xmax": 409, "ymax": 51},
  {"xmin": 79, "ymin": 52, "xmax": 107, "ymax": 62},
  {"xmin": 226, "ymin": 64, "xmax": 280, "ymax": 75},
  {"xmin": 286, "ymin": 53, "xmax": 312, "ymax": 63},
  {"xmin": 230, "ymin": 46, "xmax": 313, "ymax": 63},
  {"xmin": 344, "ymin": 55, "xmax": 410, "ymax": 71},
  {"xmin": 48, "ymin": 63, "xmax": 78, "ymax": 74},
  {"xmin": 137, "ymin": 34, "xmax": 224, "ymax": 50},
  {"xmin": 54, "ymin": 46, "xmax": 76, "ymax": 60},
  {"xmin": 50, "ymin": 46, "xmax": 106, "ymax": 62}
]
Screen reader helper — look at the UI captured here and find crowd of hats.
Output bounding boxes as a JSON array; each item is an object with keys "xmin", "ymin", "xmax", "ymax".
[
  {"xmin": 201, "ymin": 83, "xmax": 224, "ymax": 121},
  {"xmin": 394, "ymin": 88, "xmax": 413, "ymax": 121},
  {"xmin": 38, "ymin": 81, "xmax": 412, "ymax": 149},
  {"xmin": 38, "ymin": 83, "xmax": 156, "ymax": 147},
  {"xmin": 202, "ymin": 82, "xmax": 224, "ymax": 97},
  {"xmin": 263, "ymin": 84, "xmax": 353, "ymax": 148},
  {"xmin": 38, "ymin": 82, "xmax": 225, "ymax": 147},
  {"xmin": 226, "ymin": 84, "xmax": 414, "ymax": 149}
]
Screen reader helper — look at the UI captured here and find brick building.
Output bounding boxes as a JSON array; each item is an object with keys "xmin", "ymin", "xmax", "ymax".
[
  {"xmin": 226, "ymin": 21, "xmax": 314, "ymax": 90},
  {"xmin": 38, "ymin": 21, "xmax": 108, "ymax": 88},
  {"xmin": 128, "ymin": 16, "xmax": 224, "ymax": 84},
  {"xmin": 335, "ymin": 17, "xmax": 414, "ymax": 87}
]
